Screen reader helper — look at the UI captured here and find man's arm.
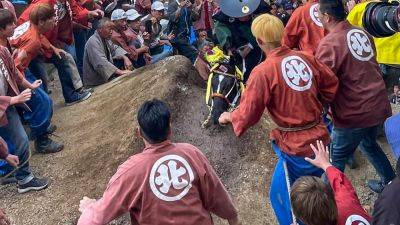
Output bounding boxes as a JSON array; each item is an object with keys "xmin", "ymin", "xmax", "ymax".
[
  {"xmin": 167, "ymin": 1, "xmax": 181, "ymax": 22},
  {"xmin": 282, "ymin": 7, "xmax": 302, "ymax": 50},
  {"xmin": 86, "ymin": 39, "xmax": 120, "ymax": 81},
  {"xmin": 315, "ymin": 41, "xmax": 340, "ymax": 75},
  {"xmin": 228, "ymin": 67, "xmax": 271, "ymax": 136},
  {"xmin": 196, "ymin": 150, "xmax": 239, "ymax": 224},
  {"xmin": 78, "ymin": 164, "xmax": 141, "ymax": 225},
  {"xmin": 313, "ymin": 57, "xmax": 339, "ymax": 105},
  {"xmin": 0, "ymin": 137, "xmax": 8, "ymax": 159}
]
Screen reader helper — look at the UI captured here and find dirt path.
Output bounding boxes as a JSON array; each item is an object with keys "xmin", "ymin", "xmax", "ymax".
[{"xmin": 0, "ymin": 56, "xmax": 397, "ymax": 225}]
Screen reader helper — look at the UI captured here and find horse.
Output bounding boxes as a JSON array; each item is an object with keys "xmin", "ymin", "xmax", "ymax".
[{"xmin": 204, "ymin": 53, "xmax": 245, "ymax": 125}]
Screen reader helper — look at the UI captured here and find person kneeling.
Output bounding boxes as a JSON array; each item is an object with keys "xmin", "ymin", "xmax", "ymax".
[
  {"xmin": 291, "ymin": 141, "xmax": 372, "ymax": 225},
  {"xmin": 78, "ymin": 99, "xmax": 241, "ymax": 225},
  {"xmin": 83, "ymin": 17, "xmax": 132, "ymax": 87}
]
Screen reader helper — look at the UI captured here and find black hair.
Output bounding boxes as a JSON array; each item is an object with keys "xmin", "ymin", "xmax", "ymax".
[
  {"xmin": 137, "ymin": 99, "xmax": 171, "ymax": 144},
  {"xmin": 0, "ymin": 9, "xmax": 14, "ymax": 30},
  {"xmin": 318, "ymin": 0, "xmax": 346, "ymax": 21}
]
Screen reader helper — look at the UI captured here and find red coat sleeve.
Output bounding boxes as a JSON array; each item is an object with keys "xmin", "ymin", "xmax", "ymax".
[
  {"xmin": 282, "ymin": 7, "xmax": 303, "ymax": 50},
  {"xmin": 231, "ymin": 65, "xmax": 270, "ymax": 136},
  {"xmin": 315, "ymin": 41, "xmax": 340, "ymax": 75},
  {"xmin": 312, "ymin": 57, "xmax": 339, "ymax": 105},
  {"xmin": 196, "ymin": 149, "xmax": 238, "ymax": 220},
  {"xmin": 0, "ymin": 96, "xmax": 11, "ymax": 127},
  {"xmin": 0, "ymin": 137, "xmax": 9, "ymax": 159},
  {"xmin": 70, "ymin": 0, "xmax": 90, "ymax": 26}
]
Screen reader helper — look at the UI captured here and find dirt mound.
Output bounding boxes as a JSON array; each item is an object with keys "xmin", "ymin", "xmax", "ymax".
[{"xmin": 0, "ymin": 56, "xmax": 276, "ymax": 225}]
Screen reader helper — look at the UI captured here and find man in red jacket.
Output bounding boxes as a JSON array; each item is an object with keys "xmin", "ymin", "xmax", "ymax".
[
  {"xmin": 291, "ymin": 140, "xmax": 372, "ymax": 225},
  {"xmin": 17, "ymin": 0, "xmax": 103, "ymax": 105},
  {"xmin": 315, "ymin": 0, "xmax": 395, "ymax": 193},
  {"xmin": 282, "ymin": 0, "xmax": 326, "ymax": 55},
  {"xmin": 218, "ymin": 14, "xmax": 338, "ymax": 225},
  {"xmin": 78, "ymin": 99, "xmax": 241, "ymax": 225}
]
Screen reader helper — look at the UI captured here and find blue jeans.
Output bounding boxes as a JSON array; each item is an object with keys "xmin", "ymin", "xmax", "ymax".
[
  {"xmin": 331, "ymin": 125, "xmax": 396, "ymax": 183},
  {"xmin": 30, "ymin": 54, "xmax": 81, "ymax": 103},
  {"xmin": 270, "ymin": 142, "xmax": 323, "ymax": 225},
  {"xmin": 0, "ymin": 107, "xmax": 33, "ymax": 184},
  {"xmin": 151, "ymin": 46, "xmax": 173, "ymax": 63},
  {"xmin": 73, "ymin": 30, "xmax": 89, "ymax": 76},
  {"xmin": 23, "ymin": 70, "xmax": 53, "ymax": 138}
]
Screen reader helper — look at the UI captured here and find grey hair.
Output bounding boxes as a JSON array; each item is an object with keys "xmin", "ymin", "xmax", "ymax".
[{"xmin": 97, "ymin": 17, "xmax": 112, "ymax": 30}]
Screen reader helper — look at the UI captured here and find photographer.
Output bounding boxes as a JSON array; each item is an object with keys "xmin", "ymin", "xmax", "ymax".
[{"xmin": 347, "ymin": 0, "xmax": 400, "ymax": 102}]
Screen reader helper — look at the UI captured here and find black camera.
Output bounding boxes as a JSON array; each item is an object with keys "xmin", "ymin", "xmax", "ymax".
[{"xmin": 362, "ymin": 1, "xmax": 400, "ymax": 37}]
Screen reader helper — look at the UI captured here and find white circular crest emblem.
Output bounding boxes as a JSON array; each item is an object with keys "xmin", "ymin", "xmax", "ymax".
[
  {"xmin": 345, "ymin": 215, "xmax": 370, "ymax": 225},
  {"xmin": 281, "ymin": 56, "xmax": 313, "ymax": 92},
  {"xmin": 149, "ymin": 154, "xmax": 194, "ymax": 202},
  {"xmin": 347, "ymin": 29, "xmax": 374, "ymax": 61},
  {"xmin": 10, "ymin": 21, "xmax": 30, "ymax": 40},
  {"xmin": 310, "ymin": 4, "xmax": 323, "ymax": 27}
]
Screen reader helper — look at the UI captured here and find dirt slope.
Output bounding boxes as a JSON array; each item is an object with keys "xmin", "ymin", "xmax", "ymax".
[{"xmin": 0, "ymin": 56, "xmax": 397, "ymax": 225}]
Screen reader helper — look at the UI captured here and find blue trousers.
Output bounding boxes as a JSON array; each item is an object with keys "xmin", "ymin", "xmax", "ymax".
[
  {"xmin": 0, "ymin": 107, "xmax": 33, "ymax": 184},
  {"xmin": 23, "ymin": 70, "xmax": 53, "ymax": 138},
  {"xmin": 270, "ymin": 142, "xmax": 323, "ymax": 225},
  {"xmin": 330, "ymin": 125, "xmax": 395, "ymax": 183}
]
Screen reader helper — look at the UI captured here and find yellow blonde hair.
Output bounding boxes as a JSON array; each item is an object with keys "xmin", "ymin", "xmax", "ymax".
[{"xmin": 251, "ymin": 14, "xmax": 284, "ymax": 44}]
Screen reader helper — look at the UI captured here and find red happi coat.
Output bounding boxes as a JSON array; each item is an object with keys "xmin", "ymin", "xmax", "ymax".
[
  {"xmin": 18, "ymin": 0, "xmax": 89, "ymax": 47},
  {"xmin": 282, "ymin": 2, "xmax": 326, "ymax": 55},
  {"xmin": 231, "ymin": 46, "xmax": 338, "ymax": 157}
]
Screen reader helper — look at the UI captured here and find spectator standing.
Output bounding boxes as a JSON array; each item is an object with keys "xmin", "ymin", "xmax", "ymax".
[
  {"xmin": 167, "ymin": 0, "xmax": 200, "ymax": 63},
  {"xmin": 315, "ymin": 0, "xmax": 395, "ymax": 193},
  {"xmin": 193, "ymin": 0, "xmax": 218, "ymax": 37}
]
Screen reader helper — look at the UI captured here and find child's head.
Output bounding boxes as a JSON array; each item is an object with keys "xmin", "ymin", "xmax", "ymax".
[
  {"xmin": 290, "ymin": 176, "xmax": 338, "ymax": 225},
  {"xmin": 0, "ymin": 9, "xmax": 15, "ymax": 38}
]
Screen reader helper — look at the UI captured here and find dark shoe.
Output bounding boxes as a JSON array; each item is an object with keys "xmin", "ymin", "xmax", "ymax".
[
  {"xmin": 65, "ymin": 91, "xmax": 91, "ymax": 106},
  {"xmin": 35, "ymin": 135, "xmax": 64, "ymax": 154},
  {"xmin": 367, "ymin": 180, "xmax": 386, "ymax": 193},
  {"xmin": 1, "ymin": 177, "xmax": 17, "ymax": 185},
  {"xmin": 346, "ymin": 155, "xmax": 358, "ymax": 169},
  {"xmin": 78, "ymin": 87, "xmax": 94, "ymax": 94},
  {"xmin": 47, "ymin": 124, "xmax": 57, "ymax": 134},
  {"xmin": 18, "ymin": 177, "xmax": 48, "ymax": 194}
]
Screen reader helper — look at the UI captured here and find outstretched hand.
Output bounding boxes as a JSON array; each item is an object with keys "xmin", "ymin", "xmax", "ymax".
[
  {"xmin": 79, "ymin": 196, "xmax": 96, "ymax": 213},
  {"xmin": 305, "ymin": 140, "xmax": 332, "ymax": 171}
]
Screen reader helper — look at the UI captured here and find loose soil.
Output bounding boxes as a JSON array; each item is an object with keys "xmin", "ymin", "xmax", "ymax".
[{"xmin": 0, "ymin": 56, "xmax": 398, "ymax": 225}]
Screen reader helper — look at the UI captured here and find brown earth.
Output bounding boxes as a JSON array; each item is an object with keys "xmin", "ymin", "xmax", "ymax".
[{"xmin": 0, "ymin": 56, "xmax": 398, "ymax": 225}]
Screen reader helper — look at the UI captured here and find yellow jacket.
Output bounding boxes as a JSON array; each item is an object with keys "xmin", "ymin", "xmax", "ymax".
[{"xmin": 347, "ymin": 1, "xmax": 400, "ymax": 65}]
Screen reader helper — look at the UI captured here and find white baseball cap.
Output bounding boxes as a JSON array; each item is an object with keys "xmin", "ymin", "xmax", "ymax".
[
  {"xmin": 151, "ymin": 1, "xmax": 165, "ymax": 11},
  {"xmin": 111, "ymin": 9, "xmax": 127, "ymax": 21},
  {"xmin": 126, "ymin": 9, "xmax": 142, "ymax": 21}
]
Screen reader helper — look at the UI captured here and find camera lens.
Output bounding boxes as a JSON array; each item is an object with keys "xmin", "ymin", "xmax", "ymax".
[{"xmin": 363, "ymin": 1, "xmax": 400, "ymax": 38}]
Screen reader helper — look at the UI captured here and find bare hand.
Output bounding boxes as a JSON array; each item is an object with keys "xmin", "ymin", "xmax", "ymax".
[
  {"xmin": 5, "ymin": 154, "xmax": 19, "ymax": 167},
  {"xmin": 123, "ymin": 57, "xmax": 133, "ymax": 70},
  {"xmin": 53, "ymin": 48, "xmax": 66, "ymax": 59},
  {"xmin": 79, "ymin": 196, "xmax": 96, "ymax": 213},
  {"xmin": 10, "ymin": 89, "xmax": 32, "ymax": 105},
  {"xmin": 218, "ymin": 112, "xmax": 232, "ymax": 125},
  {"xmin": 31, "ymin": 79, "xmax": 43, "ymax": 89},
  {"xmin": 0, "ymin": 209, "xmax": 10, "ymax": 225},
  {"xmin": 167, "ymin": 33, "xmax": 175, "ymax": 41},
  {"xmin": 305, "ymin": 140, "xmax": 332, "ymax": 171},
  {"xmin": 88, "ymin": 9, "xmax": 104, "ymax": 19}
]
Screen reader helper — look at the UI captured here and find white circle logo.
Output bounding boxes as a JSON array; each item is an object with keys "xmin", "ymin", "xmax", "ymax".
[
  {"xmin": 310, "ymin": 4, "xmax": 323, "ymax": 27},
  {"xmin": 347, "ymin": 29, "xmax": 374, "ymax": 61},
  {"xmin": 149, "ymin": 154, "xmax": 194, "ymax": 202},
  {"xmin": 10, "ymin": 21, "xmax": 30, "ymax": 40},
  {"xmin": 345, "ymin": 215, "xmax": 370, "ymax": 225},
  {"xmin": 281, "ymin": 56, "xmax": 313, "ymax": 91}
]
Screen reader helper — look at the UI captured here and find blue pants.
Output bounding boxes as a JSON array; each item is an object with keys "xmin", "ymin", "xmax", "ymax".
[
  {"xmin": 23, "ymin": 70, "xmax": 53, "ymax": 138},
  {"xmin": 0, "ymin": 107, "xmax": 33, "ymax": 184},
  {"xmin": 73, "ymin": 30, "xmax": 89, "ymax": 77},
  {"xmin": 331, "ymin": 125, "xmax": 395, "ymax": 183},
  {"xmin": 270, "ymin": 142, "xmax": 323, "ymax": 225}
]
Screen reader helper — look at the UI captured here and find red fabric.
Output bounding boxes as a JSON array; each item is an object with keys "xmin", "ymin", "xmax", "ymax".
[
  {"xmin": 112, "ymin": 29, "xmax": 138, "ymax": 61},
  {"xmin": 326, "ymin": 166, "xmax": 372, "ymax": 225},
  {"xmin": 316, "ymin": 21, "xmax": 391, "ymax": 128},
  {"xmin": 0, "ymin": 137, "xmax": 8, "ymax": 159},
  {"xmin": 77, "ymin": 141, "xmax": 238, "ymax": 225},
  {"xmin": 282, "ymin": 2, "xmax": 326, "ymax": 55},
  {"xmin": 231, "ymin": 46, "xmax": 338, "ymax": 157},
  {"xmin": 9, "ymin": 22, "xmax": 53, "ymax": 76},
  {"xmin": 18, "ymin": 0, "xmax": 89, "ymax": 47},
  {"xmin": 0, "ymin": 96, "xmax": 11, "ymax": 127}
]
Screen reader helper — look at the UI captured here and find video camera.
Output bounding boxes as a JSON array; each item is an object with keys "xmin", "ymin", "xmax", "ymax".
[{"xmin": 363, "ymin": 0, "xmax": 400, "ymax": 37}]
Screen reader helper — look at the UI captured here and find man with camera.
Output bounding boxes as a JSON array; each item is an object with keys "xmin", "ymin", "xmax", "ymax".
[
  {"xmin": 347, "ymin": 0, "xmax": 400, "ymax": 103},
  {"xmin": 315, "ymin": 0, "xmax": 396, "ymax": 193}
]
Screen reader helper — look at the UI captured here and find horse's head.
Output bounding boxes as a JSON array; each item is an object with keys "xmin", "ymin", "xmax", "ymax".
[{"xmin": 208, "ymin": 57, "xmax": 243, "ymax": 124}]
